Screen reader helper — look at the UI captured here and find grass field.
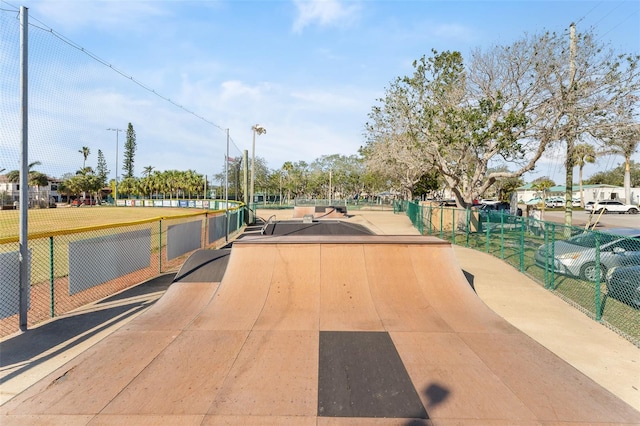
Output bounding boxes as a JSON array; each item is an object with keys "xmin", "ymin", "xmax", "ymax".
[{"xmin": 0, "ymin": 206, "xmax": 217, "ymax": 239}]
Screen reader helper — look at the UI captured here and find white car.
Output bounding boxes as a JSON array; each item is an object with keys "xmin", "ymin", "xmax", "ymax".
[
  {"xmin": 545, "ymin": 197, "xmax": 564, "ymax": 208},
  {"xmin": 589, "ymin": 200, "xmax": 639, "ymax": 214},
  {"xmin": 535, "ymin": 228, "xmax": 640, "ymax": 282}
]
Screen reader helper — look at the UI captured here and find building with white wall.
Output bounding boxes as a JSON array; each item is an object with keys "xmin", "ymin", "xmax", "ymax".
[{"xmin": 516, "ymin": 183, "xmax": 640, "ymax": 206}]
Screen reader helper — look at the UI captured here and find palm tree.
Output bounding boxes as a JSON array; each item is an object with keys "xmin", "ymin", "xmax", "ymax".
[
  {"xmin": 282, "ymin": 161, "xmax": 293, "ymax": 203},
  {"xmin": 573, "ymin": 143, "xmax": 596, "ymax": 207},
  {"xmin": 531, "ymin": 178, "xmax": 554, "ymax": 221},
  {"xmin": 602, "ymin": 124, "xmax": 640, "ymax": 205},
  {"xmin": 7, "ymin": 161, "xmax": 49, "ymax": 207},
  {"xmin": 142, "ymin": 165, "xmax": 154, "ymax": 178},
  {"xmin": 79, "ymin": 146, "xmax": 90, "ymax": 169}
]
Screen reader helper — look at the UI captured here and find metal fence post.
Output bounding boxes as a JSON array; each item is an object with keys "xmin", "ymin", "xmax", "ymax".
[
  {"xmin": 203, "ymin": 212, "xmax": 208, "ymax": 248},
  {"xmin": 543, "ymin": 223, "xmax": 549, "ymax": 288},
  {"xmin": 485, "ymin": 213, "xmax": 490, "ymax": 253},
  {"xmin": 595, "ymin": 232, "xmax": 602, "ymax": 321},
  {"xmin": 49, "ymin": 236, "xmax": 55, "ymax": 318},
  {"xmin": 465, "ymin": 208, "xmax": 470, "ymax": 248},
  {"xmin": 519, "ymin": 219, "xmax": 525, "ymax": 272},
  {"xmin": 158, "ymin": 219, "xmax": 163, "ymax": 273},
  {"xmin": 550, "ymin": 223, "xmax": 556, "ymax": 290},
  {"xmin": 500, "ymin": 213, "xmax": 505, "ymax": 259},
  {"xmin": 451, "ymin": 208, "xmax": 456, "ymax": 243}
]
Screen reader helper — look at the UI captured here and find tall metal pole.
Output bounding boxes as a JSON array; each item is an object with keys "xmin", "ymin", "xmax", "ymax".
[
  {"xmin": 250, "ymin": 127, "xmax": 256, "ymax": 222},
  {"xmin": 19, "ymin": 6, "xmax": 29, "ymax": 331},
  {"xmin": 242, "ymin": 150, "xmax": 248, "ymax": 223},
  {"xmin": 225, "ymin": 129, "xmax": 229, "ymax": 242},
  {"xmin": 107, "ymin": 128, "xmax": 122, "ymax": 204},
  {"xmin": 329, "ymin": 168, "xmax": 332, "ymax": 203},
  {"xmin": 250, "ymin": 124, "xmax": 266, "ymax": 224}
]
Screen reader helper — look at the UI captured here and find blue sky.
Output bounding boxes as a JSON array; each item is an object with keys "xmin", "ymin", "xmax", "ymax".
[{"xmin": 2, "ymin": 0, "xmax": 639, "ymax": 186}]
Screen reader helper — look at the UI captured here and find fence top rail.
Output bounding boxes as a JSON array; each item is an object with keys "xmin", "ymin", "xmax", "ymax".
[{"xmin": 0, "ymin": 208, "xmax": 240, "ymax": 244}]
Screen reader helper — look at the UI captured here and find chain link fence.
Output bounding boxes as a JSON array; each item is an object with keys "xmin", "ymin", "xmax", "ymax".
[
  {"xmin": 0, "ymin": 5, "xmax": 252, "ymax": 338},
  {"xmin": 0, "ymin": 207, "xmax": 244, "ymax": 338},
  {"xmin": 396, "ymin": 200, "xmax": 640, "ymax": 347}
]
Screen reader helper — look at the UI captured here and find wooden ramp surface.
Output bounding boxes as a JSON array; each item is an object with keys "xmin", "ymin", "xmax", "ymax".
[{"xmin": 2, "ymin": 235, "xmax": 639, "ymax": 425}]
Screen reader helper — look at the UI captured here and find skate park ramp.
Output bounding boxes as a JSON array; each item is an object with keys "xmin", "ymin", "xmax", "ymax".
[
  {"xmin": 173, "ymin": 248, "xmax": 231, "ymax": 283},
  {"xmin": 2, "ymin": 235, "xmax": 639, "ymax": 425}
]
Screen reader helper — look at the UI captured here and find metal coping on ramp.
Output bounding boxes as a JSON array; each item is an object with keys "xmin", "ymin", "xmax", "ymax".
[{"xmin": 234, "ymin": 234, "xmax": 450, "ymax": 245}]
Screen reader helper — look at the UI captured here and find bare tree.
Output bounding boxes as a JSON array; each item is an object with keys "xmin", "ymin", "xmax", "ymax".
[
  {"xmin": 536, "ymin": 26, "xmax": 640, "ymax": 227},
  {"xmin": 363, "ymin": 29, "xmax": 639, "ymax": 213}
]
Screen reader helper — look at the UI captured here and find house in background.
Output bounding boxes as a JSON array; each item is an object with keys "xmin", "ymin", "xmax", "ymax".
[
  {"xmin": 0, "ymin": 175, "xmax": 62, "ymax": 208},
  {"xmin": 516, "ymin": 183, "xmax": 640, "ymax": 206}
]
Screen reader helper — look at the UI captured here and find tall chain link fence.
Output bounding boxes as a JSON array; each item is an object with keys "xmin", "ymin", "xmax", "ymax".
[
  {"xmin": 396, "ymin": 200, "xmax": 640, "ymax": 348},
  {"xmin": 0, "ymin": 207, "xmax": 244, "ymax": 338}
]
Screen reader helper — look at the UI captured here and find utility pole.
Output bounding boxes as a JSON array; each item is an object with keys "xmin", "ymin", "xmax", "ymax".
[{"xmin": 564, "ymin": 22, "xmax": 577, "ymax": 232}]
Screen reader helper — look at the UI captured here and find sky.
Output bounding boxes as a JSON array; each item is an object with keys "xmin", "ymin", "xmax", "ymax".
[{"xmin": 1, "ymin": 0, "xmax": 639, "ymax": 186}]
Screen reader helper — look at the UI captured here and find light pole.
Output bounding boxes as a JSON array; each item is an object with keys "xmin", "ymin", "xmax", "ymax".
[
  {"xmin": 250, "ymin": 124, "xmax": 266, "ymax": 222},
  {"xmin": 107, "ymin": 128, "xmax": 123, "ymax": 204}
]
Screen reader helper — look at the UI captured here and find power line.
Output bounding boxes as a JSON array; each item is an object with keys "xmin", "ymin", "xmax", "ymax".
[
  {"xmin": 600, "ymin": 8, "xmax": 639, "ymax": 39},
  {"xmin": 1, "ymin": 0, "xmax": 245, "ymax": 154},
  {"xmin": 589, "ymin": 1, "xmax": 625, "ymax": 28},
  {"xmin": 574, "ymin": 1, "xmax": 603, "ymax": 25}
]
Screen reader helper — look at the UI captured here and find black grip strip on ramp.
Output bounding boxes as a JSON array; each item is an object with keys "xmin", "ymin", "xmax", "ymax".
[{"xmin": 318, "ymin": 331, "xmax": 428, "ymax": 419}]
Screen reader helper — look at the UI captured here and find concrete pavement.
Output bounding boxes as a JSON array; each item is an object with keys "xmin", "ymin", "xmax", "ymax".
[{"xmin": 1, "ymin": 206, "xmax": 638, "ymax": 414}]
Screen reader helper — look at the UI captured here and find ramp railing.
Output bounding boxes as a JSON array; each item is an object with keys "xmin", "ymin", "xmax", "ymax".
[{"xmin": 395, "ymin": 200, "xmax": 640, "ymax": 348}]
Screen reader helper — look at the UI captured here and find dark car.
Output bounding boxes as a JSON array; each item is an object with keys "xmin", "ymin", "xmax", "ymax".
[
  {"xmin": 478, "ymin": 202, "xmax": 522, "ymax": 224},
  {"xmin": 606, "ymin": 264, "xmax": 640, "ymax": 309},
  {"xmin": 438, "ymin": 199, "xmax": 457, "ymax": 207}
]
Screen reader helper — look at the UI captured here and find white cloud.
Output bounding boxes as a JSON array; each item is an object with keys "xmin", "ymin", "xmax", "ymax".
[
  {"xmin": 430, "ymin": 23, "xmax": 474, "ymax": 42},
  {"xmin": 292, "ymin": 0, "xmax": 361, "ymax": 33},
  {"xmin": 24, "ymin": 0, "xmax": 169, "ymax": 33},
  {"xmin": 220, "ymin": 80, "xmax": 267, "ymax": 102}
]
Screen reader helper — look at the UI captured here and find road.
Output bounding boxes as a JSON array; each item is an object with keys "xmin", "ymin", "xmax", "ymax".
[{"xmin": 542, "ymin": 209, "xmax": 640, "ymax": 230}]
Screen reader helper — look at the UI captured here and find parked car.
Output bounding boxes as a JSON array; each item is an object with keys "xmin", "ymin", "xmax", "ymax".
[
  {"xmin": 587, "ymin": 200, "xmax": 639, "ymax": 214},
  {"xmin": 584, "ymin": 201, "xmax": 595, "ymax": 212},
  {"xmin": 534, "ymin": 228, "xmax": 640, "ymax": 282},
  {"xmin": 477, "ymin": 202, "xmax": 523, "ymax": 226},
  {"xmin": 606, "ymin": 264, "xmax": 640, "ymax": 309},
  {"xmin": 545, "ymin": 197, "xmax": 565, "ymax": 208},
  {"xmin": 438, "ymin": 199, "xmax": 457, "ymax": 207},
  {"xmin": 544, "ymin": 197, "xmax": 581, "ymax": 208}
]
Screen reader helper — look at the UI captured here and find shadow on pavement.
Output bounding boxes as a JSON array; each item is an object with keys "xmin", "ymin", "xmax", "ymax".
[{"xmin": 0, "ymin": 273, "xmax": 175, "ymax": 385}]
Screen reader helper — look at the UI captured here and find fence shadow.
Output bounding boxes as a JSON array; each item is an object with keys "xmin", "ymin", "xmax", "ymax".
[{"xmin": 0, "ymin": 273, "xmax": 175, "ymax": 384}]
